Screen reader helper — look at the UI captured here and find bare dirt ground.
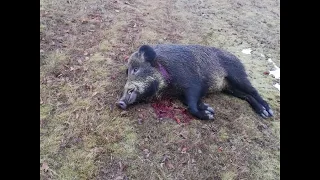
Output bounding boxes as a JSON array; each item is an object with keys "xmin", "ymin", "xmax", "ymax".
[{"xmin": 40, "ymin": 0, "xmax": 280, "ymax": 179}]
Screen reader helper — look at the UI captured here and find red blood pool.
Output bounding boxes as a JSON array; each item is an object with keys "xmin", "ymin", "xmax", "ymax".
[{"xmin": 151, "ymin": 98, "xmax": 193, "ymax": 123}]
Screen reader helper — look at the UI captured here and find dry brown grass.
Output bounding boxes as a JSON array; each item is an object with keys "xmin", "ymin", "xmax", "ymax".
[{"xmin": 40, "ymin": 0, "xmax": 280, "ymax": 179}]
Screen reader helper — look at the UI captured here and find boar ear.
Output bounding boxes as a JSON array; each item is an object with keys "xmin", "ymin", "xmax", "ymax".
[{"xmin": 139, "ymin": 45, "xmax": 156, "ymax": 66}]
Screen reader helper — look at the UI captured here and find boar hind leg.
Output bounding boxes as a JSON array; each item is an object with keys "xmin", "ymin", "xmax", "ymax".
[{"xmin": 225, "ymin": 76, "xmax": 273, "ymax": 118}]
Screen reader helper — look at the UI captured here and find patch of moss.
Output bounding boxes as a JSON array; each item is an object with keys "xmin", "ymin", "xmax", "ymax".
[
  {"xmin": 40, "ymin": 105, "xmax": 52, "ymax": 119},
  {"xmin": 221, "ymin": 170, "xmax": 237, "ymax": 180}
]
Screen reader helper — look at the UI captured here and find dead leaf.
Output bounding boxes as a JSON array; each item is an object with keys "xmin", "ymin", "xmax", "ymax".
[
  {"xmin": 85, "ymin": 84, "xmax": 93, "ymax": 90},
  {"xmin": 115, "ymin": 176, "xmax": 123, "ymax": 180},
  {"xmin": 119, "ymin": 161, "xmax": 122, "ymax": 170},
  {"xmin": 191, "ymin": 159, "xmax": 196, "ymax": 163},
  {"xmin": 165, "ymin": 161, "xmax": 174, "ymax": 169},
  {"xmin": 95, "ymin": 103, "xmax": 104, "ymax": 111},
  {"xmin": 181, "ymin": 147, "xmax": 187, "ymax": 153},
  {"xmin": 120, "ymin": 111, "xmax": 128, "ymax": 116},
  {"xmin": 92, "ymin": 92, "xmax": 98, "ymax": 97},
  {"xmin": 110, "ymin": 104, "xmax": 114, "ymax": 111},
  {"xmin": 174, "ymin": 117, "xmax": 181, "ymax": 124},
  {"xmin": 181, "ymin": 160, "xmax": 188, "ymax": 165},
  {"xmin": 160, "ymin": 154, "xmax": 170, "ymax": 163},
  {"xmin": 143, "ymin": 149, "xmax": 150, "ymax": 158},
  {"xmin": 160, "ymin": 162, "xmax": 164, "ymax": 168},
  {"xmin": 90, "ymin": 147, "xmax": 103, "ymax": 154},
  {"xmin": 115, "ymin": 10, "xmax": 120, "ymax": 13},
  {"xmin": 119, "ymin": 161, "xmax": 128, "ymax": 172},
  {"xmin": 40, "ymin": 162, "xmax": 49, "ymax": 172},
  {"xmin": 81, "ymin": 19, "xmax": 88, "ymax": 24},
  {"xmin": 258, "ymin": 122, "xmax": 268, "ymax": 130},
  {"xmin": 77, "ymin": 59, "xmax": 83, "ymax": 64},
  {"xmin": 179, "ymin": 133, "xmax": 187, "ymax": 139},
  {"xmin": 40, "ymin": 119, "xmax": 44, "ymax": 127}
]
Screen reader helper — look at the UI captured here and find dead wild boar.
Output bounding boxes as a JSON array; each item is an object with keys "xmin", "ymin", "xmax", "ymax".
[{"xmin": 117, "ymin": 44, "xmax": 273, "ymax": 120}]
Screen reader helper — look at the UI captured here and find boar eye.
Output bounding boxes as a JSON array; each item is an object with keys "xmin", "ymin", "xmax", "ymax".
[{"xmin": 133, "ymin": 67, "xmax": 138, "ymax": 73}]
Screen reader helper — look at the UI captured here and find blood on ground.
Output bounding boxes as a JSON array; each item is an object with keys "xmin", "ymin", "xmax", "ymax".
[{"xmin": 151, "ymin": 98, "xmax": 193, "ymax": 123}]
